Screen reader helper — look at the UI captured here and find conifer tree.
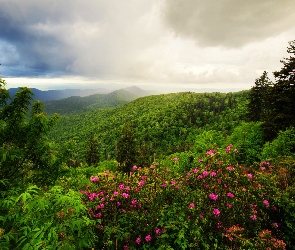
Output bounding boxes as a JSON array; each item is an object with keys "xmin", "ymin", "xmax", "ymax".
[
  {"xmin": 247, "ymin": 71, "xmax": 272, "ymax": 122},
  {"xmin": 85, "ymin": 135, "xmax": 100, "ymax": 166},
  {"xmin": 115, "ymin": 122, "xmax": 137, "ymax": 174}
]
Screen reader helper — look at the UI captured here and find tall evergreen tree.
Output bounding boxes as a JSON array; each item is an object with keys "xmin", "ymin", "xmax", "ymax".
[
  {"xmin": 85, "ymin": 135, "xmax": 100, "ymax": 166},
  {"xmin": 116, "ymin": 122, "xmax": 137, "ymax": 174},
  {"xmin": 271, "ymin": 40, "xmax": 295, "ymax": 131},
  {"xmin": 247, "ymin": 71, "xmax": 272, "ymax": 122}
]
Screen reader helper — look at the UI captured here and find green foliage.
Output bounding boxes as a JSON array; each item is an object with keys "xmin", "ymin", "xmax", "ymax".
[
  {"xmin": 48, "ymin": 91, "xmax": 248, "ymax": 162},
  {"xmin": 0, "ymin": 185, "xmax": 96, "ymax": 249},
  {"xmin": 116, "ymin": 122, "xmax": 138, "ymax": 173},
  {"xmin": 79, "ymin": 148, "xmax": 288, "ymax": 249},
  {"xmin": 247, "ymin": 71, "xmax": 272, "ymax": 122},
  {"xmin": 194, "ymin": 130, "xmax": 225, "ymax": 155},
  {"xmin": 0, "ymin": 84, "xmax": 64, "ymax": 187},
  {"xmin": 85, "ymin": 135, "xmax": 100, "ymax": 166},
  {"xmin": 261, "ymin": 127, "xmax": 295, "ymax": 160},
  {"xmin": 247, "ymin": 40, "xmax": 295, "ymax": 141},
  {"xmin": 226, "ymin": 122, "xmax": 264, "ymax": 165}
]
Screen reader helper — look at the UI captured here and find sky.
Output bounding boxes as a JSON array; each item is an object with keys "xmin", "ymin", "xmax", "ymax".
[{"xmin": 1, "ymin": 0, "xmax": 295, "ymax": 92}]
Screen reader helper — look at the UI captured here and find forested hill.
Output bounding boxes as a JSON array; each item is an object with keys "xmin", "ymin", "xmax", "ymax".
[
  {"xmin": 48, "ymin": 90, "xmax": 249, "ymax": 162},
  {"xmin": 44, "ymin": 86, "xmax": 155, "ymax": 115}
]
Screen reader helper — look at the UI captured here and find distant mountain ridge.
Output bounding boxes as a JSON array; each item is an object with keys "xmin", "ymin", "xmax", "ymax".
[
  {"xmin": 43, "ymin": 86, "xmax": 156, "ymax": 115},
  {"xmin": 8, "ymin": 87, "xmax": 113, "ymax": 102}
]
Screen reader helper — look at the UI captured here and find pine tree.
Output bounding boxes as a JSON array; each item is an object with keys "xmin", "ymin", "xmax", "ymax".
[
  {"xmin": 85, "ymin": 135, "xmax": 100, "ymax": 166},
  {"xmin": 115, "ymin": 122, "xmax": 137, "ymax": 174},
  {"xmin": 247, "ymin": 71, "xmax": 272, "ymax": 122}
]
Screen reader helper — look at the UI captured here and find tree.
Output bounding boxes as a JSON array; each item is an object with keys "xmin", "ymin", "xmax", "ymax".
[
  {"xmin": 269, "ymin": 40, "xmax": 295, "ymax": 136},
  {"xmin": 247, "ymin": 71, "xmax": 272, "ymax": 122},
  {"xmin": 115, "ymin": 122, "xmax": 137, "ymax": 174},
  {"xmin": 85, "ymin": 135, "xmax": 100, "ymax": 166},
  {"xmin": 0, "ymin": 79, "xmax": 61, "ymax": 187}
]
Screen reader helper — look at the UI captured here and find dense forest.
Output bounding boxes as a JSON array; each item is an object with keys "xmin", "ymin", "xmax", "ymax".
[{"xmin": 0, "ymin": 40, "xmax": 295, "ymax": 249}]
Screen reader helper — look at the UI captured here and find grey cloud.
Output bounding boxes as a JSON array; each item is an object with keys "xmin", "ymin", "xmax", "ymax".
[{"xmin": 163, "ymin": 0, "xmax": 295, "ymax": 48}]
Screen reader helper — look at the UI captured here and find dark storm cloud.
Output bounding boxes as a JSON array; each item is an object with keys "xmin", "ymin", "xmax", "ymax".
[
  {"xmin": 0, "ymin": 1, "xmax": 76, "ymax": 77},
  {"xmin": 163, "ymin": 0, "xmax": 295, "ymax": 47}
]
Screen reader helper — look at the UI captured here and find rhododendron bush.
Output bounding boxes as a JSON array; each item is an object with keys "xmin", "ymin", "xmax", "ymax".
[{"xmin": 80, "ymin": 146, "xmax": 288, "ymax": 249}]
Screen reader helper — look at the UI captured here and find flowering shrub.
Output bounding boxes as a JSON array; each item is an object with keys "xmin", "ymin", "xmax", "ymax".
[{"xmin": 81, "ymin": 145, "xmax": 287, "ymax": 249}]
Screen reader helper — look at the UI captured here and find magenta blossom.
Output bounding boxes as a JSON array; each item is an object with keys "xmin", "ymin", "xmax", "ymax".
[
  {"xmin": 209, "ymin": 193, "xmax": 218, "ymax": 201},
  {"xmin": 135, "ymin": 237, "xmax": 141, "ymax": 244},
  {"xmin": 150, "ymin": 165, "xmax": 155, "ymax": 169},
  {"xmin": 90, "ymin": 176, "xmax": 99, "ymax": 182},
  {"xmin": 210, "ymin": 171, "xmax": 216, "ymax": 177},
  {"xmin": 132, "ymin": 165, "xmax": 137, "ymax": 170},
  {"xmin": 138, "ymin": 180, "xmax": 145, "ymax": 186},
  {"xmin": 263, "ymin": 199, "xmax": 270, "ymax": 207},
  {"xmin": 113, "ymin": 191, "xmax": 119, "ymax": 196},
  {"xmin": 155, "ymin": 228, "xmax": 161, "ymax": 235},
  {"xmin": 173, "ymin": 157, "xmax": 179, "ymax": 161},
  {"xmin": 199, "ymin": 214, "xmax": 204, "ymax": 219},
  {"xmin": 203, "ymin": 171, "xmax": 209, "ymax": 177},
  {"xmin": 189, "ymin": 203, "xmax": 195, "ymax": 208},
  {"xmin": 123, "ymin": 246, "xmax": 129, "ymax": 250},
  {"xmin": 250, "ymin": 215, "xmax": 257, "ymax": 221},
  {"xmin": 227, "ymin": 192, "xmax": 234, "ymax": 198},
  {"xmin": 213, "ymin": 208, "xmax": 220, "ymax": 216},
  {"xmin": 145, "ymin": 235, "xmax": 152, "ymax": 242},
  {"xmin": 247, "ymin": 173, "xmax": 253, "ymax": 179}
]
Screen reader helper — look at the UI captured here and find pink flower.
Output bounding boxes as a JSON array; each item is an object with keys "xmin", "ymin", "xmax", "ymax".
[
  {"xmin": 217, "ymin": 221, "xmax": 222, "ymax": 228},
  {"xmin": 150, "ymin": 165, "xmax": 155, "ymax": 169},
  {"xmin": 155, "ymin": 228, "xmax": 161, "ymax": 235},
  {"xmin": 263, "ymin": 200, "xmax": 269, "ymax": 207},
  {"xmin": 227, "ymin": 165, "xmax": 233, "ymax": 171},
  {"xmin": 166, "ymin": 168, "xmax": 169, "ymax": 172},
  {"xmin": 135, "ymin": 237, "xmax": 141, "ymax": 244},
  {"xmin": 189, "ymin": 203, "xmax": 195, "ymax": 208},
  {"xmin": 90, "ymin": 176, "xmax": 99, "ymax": 182},
  {"xmin": 123, "ymin": 246, "xmax": 129, "ymax": 250},
  {"xmin": 113, "ymin": 191, "xmax": 119, "ymax": 196},
  {"xmin": 132, "ymin": 165, "xmax": 137, "ymax": 170},
  {"xmin": 187, "ymin": 172, "xmax": 191, "ymax": 176},
  {"xmin": 227, "ymin": 203, "xmax": 232, "ymax": 208},
  {"xmin": 217, "ymin": 179, "xmax": 221, "ymax": 183},
  {"xmin": 250, "ymin": 215, "xmax": 257, "ymax": 220},
  {"xmin": 210, "ymin": 171, "xmax": 216, "ymax": 177},
  {"xmin": 125, "ymin": 186, "xmax": 130, "ymax": 191},
  {"xmin": 119, "ymin": 184, "xmax": 124, "ymax": 190},
  {"xmin": 193, "ymin": 168, "xmax": 199, "ymax": 173},
  {"xmin": 171, "ymin": 181, "xmax": 175, "ymax": 185},
  {"xmin": 162, "ymin": 183, "xmax": 167, "ymax": 187},
  {"xmin": 145, "ymin": 235, "xmax": 152, "ymax": 242},
  {"xmin": 131, "ymin": 199, "xmax": 138, "ymax": 205},
  {"xmin": 227, "ymin": 192, "xmax": 234, "ymax": 198},
  {"xmin": 198, "ymin": 158, "xmax": 203, "ymax": 162},
  {"xmin": 174, "ymin": 185, "xmax": 179, "ymax": 189},
  {"xmin": 173, "ymin": 157, "xmax": 179, "ymax": 161},
  {"xmin": 122, "ymin": 193, "xmax": 130, "ymax": 199},
  {"xmin": 138, "ymin": 180, "xmax": 145, "ymax": 186},
  {"xmin": 117, "ymin": 202, "xmax": 121, "ymax": 206},
  {"xmin": 203, "ymin": 171, "xmax": 209, "ymax": 177},
  {"xmin": 213, "ymin": 208, "xmax": 220, "ymax": 216},
  {"xmin": 197, "ymin": 175, "xmax": 203, "ymax": 179},
  {"xmin": 247, "ymin": 173, "xmax": 253, "ymax": 179},
  {"xmin": 209, "ymin": 193, "xmax": 218, "ymax": 201},
  {"xmin": 204, "ymin": 183, "xmax": 209, "ymax": 188},
  {"xmin": 199, "ymin": 214, "xmax": 204, "ymax": 219},
  {"xmin": 206, "ymin": 149, "xmax": 215, "ymax": 156},
  {"xmin": 226, "ymin": 144, "xmax": 233, "ymax": 153},
  {"xmin": 273, "ymin": 222, "xmax": 279, "ymax": 228}
]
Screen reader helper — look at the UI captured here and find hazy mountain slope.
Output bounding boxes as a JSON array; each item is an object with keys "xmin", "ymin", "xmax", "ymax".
[
  {"xmin": 48, "ymin": 91, "xmax": 249, "ymax": 160},
  {"xmin": 44, "ymin": 86, "xmax": 153, "ymax": 115},
  {"xmin": 8, "ymin": 87, "xmax": 112, "ymax": 102}
]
